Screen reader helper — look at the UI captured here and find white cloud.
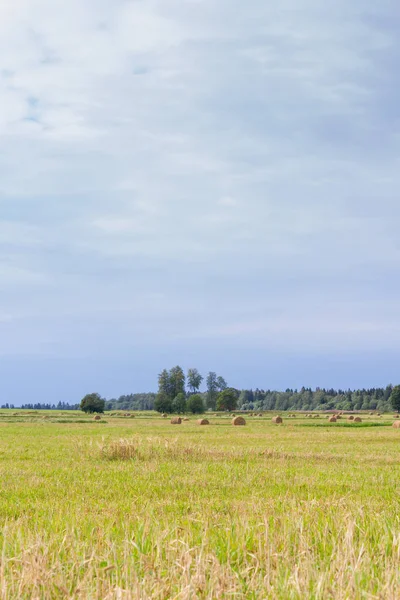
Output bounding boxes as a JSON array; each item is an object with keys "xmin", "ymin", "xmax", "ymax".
[{"xmin": 0, "ymin": 0, "xmax": 399, "ymax": 373}]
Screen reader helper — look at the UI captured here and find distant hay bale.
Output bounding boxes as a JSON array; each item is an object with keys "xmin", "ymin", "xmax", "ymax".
[
  {"xmin": 336, "ymin": 415, "xmax": 342, "ymax": 420},
  {"xmin": 232, "ymin": 416, "xmax": 246, "ymax": 426},
  {"xmin": 171, "ymin": 417, "xmax": 182, "ymax": 425},
  {"xmin": 393, "ymin": 421, "xmax": 400, "ymax": 429},
  {"xmin": 329, "ymin": 416, "xmax": 337, "ymax": 423},
  {"xmin": 347, "ymin": 416, "xmax": 354, "ymax": 421},
  {"xmin": 313, "ymin": 415, "xmax": 319, "ymax": 419},
  {"xmin": 354, "ymin": 417, "xmax": 362, "ymax": 423},
  {"xmin": 162, "ymin": 413, "xmax": 168, "ymax": 418},
  {"xmin": 183, "ymin": 417, "xmax": 190, "ymax": 421},
  {"xmin": 272, "ymin": 416, "xmax": 283, "ymax": 424},
  {"xmin": 197, "ymin": 419, "xmax": 209, "ymax": 425},
  {"xmin": 93, "ymin": 415, "xmax": 101, "ymax": 421},
  {"xmin": 394, "ymin": 415, "xmax": 400, "ymax": 419},
  {"xmin": 258, "ymin": 413, "xmax": 263, "ymax": 417}
]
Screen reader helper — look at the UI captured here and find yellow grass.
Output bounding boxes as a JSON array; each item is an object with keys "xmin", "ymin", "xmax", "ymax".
[{"xmin": 0, "ymin": 411, "xmax": 399, "ymax": 598}]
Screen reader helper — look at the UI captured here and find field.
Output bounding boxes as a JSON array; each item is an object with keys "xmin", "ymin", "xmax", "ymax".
[{"xmin": 1, "ymin": 411, "xmax": 400, "ymax": 599}]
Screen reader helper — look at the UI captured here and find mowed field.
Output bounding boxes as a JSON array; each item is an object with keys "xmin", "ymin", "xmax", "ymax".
[{"xmin": 1, "ymin": 411, "xmax": 400, "ymax": 599}]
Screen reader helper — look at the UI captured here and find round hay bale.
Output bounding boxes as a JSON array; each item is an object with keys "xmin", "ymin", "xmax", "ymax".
[
  {"xmin": 393, "ymin": 421, "xmax": 400, "ymax": 429},
  {"xmin": 329, "ymin": 416, "xmax": 337, "ymax": 423},
  {"xmin": 394, "ymin": 415, "xmax": 400, "ymax": 419},
  {"xmin": 272, "ymin": 416, "xmax": 283, "ymax": 424},
  {"xmin": 197, "ymin": 419, "xmax": 209, "ymax": 425},
  {"xmin": 258, "ymin": 413, "xmax": 263, "ymax": 417},
  {"xmin": 170, "ymin": 417, "xmax": 182, "ymax": 425},
  {"xmin": 183, "ymin": 417, "xmax": 190, "ymax": 421},
  {"xmin": 336, "ymin": 415, "xmax": 342, "ymax": 420},
  {"xmin": 347, "ymin": 416, "xmax": 354, "ymax": 421},
  {"xmin": 354, "ymin": 417, "xmax": 362, "ymax": 423},
  {"xmin": 162, "ymin": 413, "xmax": 168, "ymax": 418},
  {"xmin": 232, "ymin": 416, "xmax": 246, "ymax": 426},
  {"xmin": 369, "ymin": 412, "xmax": 374, "ymax": 415},
  {"xmin": 93, "ymin": 415, "xmax": 101, "ymax": 421}
]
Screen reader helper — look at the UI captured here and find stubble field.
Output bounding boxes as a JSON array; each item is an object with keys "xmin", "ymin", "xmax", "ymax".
[{"xmin": 0, "ymin": 411, "xmax": 400, "ymax": 599}]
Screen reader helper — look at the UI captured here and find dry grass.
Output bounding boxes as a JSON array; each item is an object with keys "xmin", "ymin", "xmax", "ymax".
[{"xmin": 1, "ymin": 412, "xmax": 400, "ymax": 598}]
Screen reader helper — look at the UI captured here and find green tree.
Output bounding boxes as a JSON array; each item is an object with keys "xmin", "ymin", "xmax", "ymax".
[
  {"xmin": 216, "ymin": 376, "xmax": 228, "ymax": 391},
  {"xmin": 390, "ymin": 385, "xmax": 400, "ymax": 412},
  {"xmin": 187, "ymin": 368, "xmax": 203, "ymax": 394},
  {"xmin": 80, "ymin": 393, "xmax": 105, "ymax": 414},
  {"xmin": 172, "ymin": 392, "xmax": 187, "ymax": 414},
  {"xmin": 186, "ymin": 394, "xmax": 205, "ymax": 414},
  {"xmin": 216, "ymin": 388, "xmax": 239, "ymax": 412},
  {"xmin": 206, "ymin": 372, "xmax": 218, "ymax": 409},
  {"xmin": 169, "ymin": 366, "xmax": 186, "ymax": 398},
  {"xmin": 158, "ymin": 369, "xmax": 172, "ymax": 398},
  {"xmin": 154, "ymin": 393, "xmax": 172, "ymax": 414}
]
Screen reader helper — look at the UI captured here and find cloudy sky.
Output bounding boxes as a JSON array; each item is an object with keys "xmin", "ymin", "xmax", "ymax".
[{"xmin": 1, "ymin": 0, "xmax": 399, "ymax": 404}]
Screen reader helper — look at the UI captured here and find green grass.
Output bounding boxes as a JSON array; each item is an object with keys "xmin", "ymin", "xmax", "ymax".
[{"xmin": 1, "ymin": 411, "xmax": 400, "ymax": 598}]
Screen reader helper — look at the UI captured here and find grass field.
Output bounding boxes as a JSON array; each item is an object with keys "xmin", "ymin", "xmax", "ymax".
[{"xmin": 1, "ymin": 411, "xmax": 400, "ymax": 599}]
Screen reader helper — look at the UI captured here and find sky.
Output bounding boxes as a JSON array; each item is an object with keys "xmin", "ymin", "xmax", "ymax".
[{"xmin": 1, "ymin": 0, "xmax": 399, "ymax": 404}]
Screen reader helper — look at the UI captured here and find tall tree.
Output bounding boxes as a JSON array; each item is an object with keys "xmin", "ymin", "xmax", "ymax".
[
  {"xmin": 216, "ymin": 376, "xmax": 228, "ymax": 392},
  {"xmin": 169, "ymin": 366, "xmax": 186, "ymax": 398},
  {"xmin": 158, "ymin": 369, "xmax": 172, "ymax": 398},
  {"xmin": 390, "ymin": 385, "xmax": 400, "ymax": 412},
  {"xmin": 187, "ymin": 368, "xmax": 203, "ymax": 394},
  {"xmin": 206, "ymin": 372, "xmax": 218, "ymax": 410}
]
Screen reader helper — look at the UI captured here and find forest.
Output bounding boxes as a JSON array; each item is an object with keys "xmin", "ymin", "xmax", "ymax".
[{"xmin": 3, "ymin": 365, "xmax": 397, "ymax": 413}]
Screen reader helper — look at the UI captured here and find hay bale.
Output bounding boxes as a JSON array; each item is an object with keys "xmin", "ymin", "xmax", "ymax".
[
  {"xmin": 354, "ymin": 417, "xmax": 362, "ymax": 423},
  {"xmin": 272, "ymin": 416, "xmax": 283, "ymax": 424},
  {"xmin": 171, "ymin": 417, "xmax": 182, "ymax": 425},
  {"xmin": 347, "ymin": 416, "xmax": 354, "ymax": 421},
  {"xmin": 369, "ymin": 412, "xmax": 374, "ymax": 415},
  {"xmin": 336, "ymin": 415, "xmax": 342, "ymax": 420},
  {"xmin": 329, "ymin": 416, "xmax": 337, "ymax": 423},
  {"xmin": 232, "ymin": 416, "xmax": 246, "ymax": 426},
  {"xmin": 162, "ymin": 413, "xmax": 168, "ymax": 418},
  {"xmin": 394, "ymin": 415, "xmax": 400, "ymax": 419},
  {"xmin": 258, "ymin": 413, "xmax": 263, "ymax": 417},
  {"xmin": 183, "ymin": 417, "xmax": 190, "ymax": 421},
  {"xmin": 393, "ymin": 421, "xmax": 400, "ymax": 429},
  {"xmin": 197, "ymin": 419, "xmax": 209, "ymax": 425},
  {"xmin": 93, "ymin": 415, "xmax": 101, "ymax": 421}
]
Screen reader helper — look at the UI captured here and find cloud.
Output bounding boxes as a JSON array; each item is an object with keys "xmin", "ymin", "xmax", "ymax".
[{"xmin": 0, "ymin": 0, "xmax": 400, "ymax": 398}]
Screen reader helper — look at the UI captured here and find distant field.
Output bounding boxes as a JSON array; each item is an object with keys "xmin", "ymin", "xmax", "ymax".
[{"xmin": 1, "ymin": 410, "xmax": 400, "ymax": 599}]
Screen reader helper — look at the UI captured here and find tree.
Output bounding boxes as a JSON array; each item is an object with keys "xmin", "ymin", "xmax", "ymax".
[
  {"xmin": 216, "ymin": 388, "xmax": 239, "ymax": 412},
  {"xmin": 186, "ymin": 394, "xmax": 205, "ymax": 414},
  {"xmin": 390, "ymin": 385, "xmax": 400, "ymax": 412},
  {"xmin": 206, "ymin": 372, "xmax": 218, "ymax": 409},
  {"xmin": 187, "ymin": 368, "xmax": 203, "ymax": 394},
  {"xmin": 169, "ymin": 366, "xmax": 186, "ymax": 398},
  {"xmin": 172, "ymin": 392, "xmax": 187, "ymax": 414},
  {"xmin": 158, "ymin": 369, "xmax": 173, "ymax": 398},
  {"xmin": 154, "ymin": 393, "xmax": 172, "ymax": 414},
  {"xmin": 80, "ymin": 393, "xmax": 105, "ymax": 414},
  {"xmin": 216, "ymin": 376, "xmax": 227, "ymax": 392}
]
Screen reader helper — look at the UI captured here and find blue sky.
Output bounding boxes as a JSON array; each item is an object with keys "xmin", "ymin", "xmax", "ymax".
[{"xmin": 1, "ymin": 0, "xmax": 399, "ymax": 404}]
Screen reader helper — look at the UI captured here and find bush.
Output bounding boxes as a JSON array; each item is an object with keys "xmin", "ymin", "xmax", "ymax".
[
  {"xmin": 216, "ymin": 388, "xmax": 239, "ymax": 412},
  {"xmin": 80, "ymin": 393, "xmax": 105, "ymax": 414},
  {"xmin": 186, "ymin": 394, "xmax": 205, "ymax": 414},
  {"xmin": 154, "ymin": 393, "xmax": 172, "ymax": 414},
  {"xmin": 172, "ymin": 393, "xmax": 187, "ymax": 414}
]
